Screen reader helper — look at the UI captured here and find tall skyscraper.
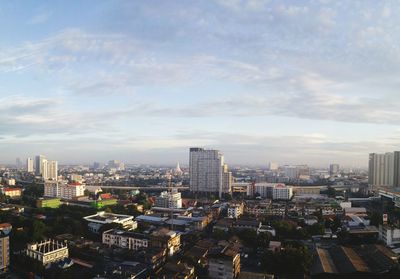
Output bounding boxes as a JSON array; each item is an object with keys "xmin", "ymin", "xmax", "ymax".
[
  {"xmin": 221, "ymin": 163, "xmax": 232, "ymax": 194},
  {"xmin": 369, "ymin": 153, "xmax": 395, "ymax": 188},
  {"xmin": 393, "ymin": 151, "xmax": 400, "ymax": 188},
  {"xmin": 26, "ymin": 157, "xmax": 34, "ymax": 173},
  {"xmin": 189, "ymin": 148, "xmax": 231, "ymax": 197},
  {"xmin": 0, "ymin": 223, "xmax": 12, "ymax": 274},
  {"xmin": 47, "ymin": 161, "xmax": 58, "ymax": 181},
  {"xmin": 42, "ymin": 159, "xmax": 49, "ymax": 180},
  {"xmin": 35, "ymin": 155, "xmax": 46, "ymax": 176}
]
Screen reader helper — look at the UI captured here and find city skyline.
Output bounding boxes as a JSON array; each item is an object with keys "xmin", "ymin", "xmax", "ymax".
[{"xmin": 1, "ymin": 1, "xmax": 400, "ymax": 166}]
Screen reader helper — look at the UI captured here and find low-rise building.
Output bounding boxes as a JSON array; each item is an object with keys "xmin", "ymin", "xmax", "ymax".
[
  {"xmin": 102, "ymin": 229, "xmax": 149, "ymax": 250},
  {"xmin": 2, "ymin": 187, "xmax": 21, "ymax": 198},
  {"xmin": 155, "ymin": 189, "xmax": 182, "ymax": 209},
  {"xmin": 84, "ymin": 211, "xmax": 137, "ymax": 233},
  {"xmin": 150, "ymin": 228, "xmax": 180, "ymax": 256},
  {"xmin": 26, "ymin": 239, "xmax": 69, "ymax": 265},
  {"xmin": 208, "ymin": 245, "xmax": 240, "ymax": 279},
  {"xmin": 228, "ymin": 203, "xmax": 244, "ymax": 219},
  {"xmin": 44, "ymin": 181, "xmax": 85, "ymax": 200},
  {"xmin": 379, "ymin": 225, "xmax": 400, "ymax": 246}
]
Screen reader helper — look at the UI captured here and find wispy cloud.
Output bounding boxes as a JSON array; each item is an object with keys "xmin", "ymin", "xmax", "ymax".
[{"xmin": 28, "ymin": 10, "xmax": 52, "ymax": 25}]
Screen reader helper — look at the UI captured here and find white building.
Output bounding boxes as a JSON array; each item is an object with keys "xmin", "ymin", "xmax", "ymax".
[
  {"xmin": 44, "ymin": 181, "xmax": 85, "ymax": 200},
  {"xmin": 379, "ymin": 225, "xmax": 400, "ymax": 246},
  {"xmin": 26, "ymin": 239, "xmax": 69, "ymax": 265},
  {"xmin": 227, "ymin": 203, "xmax": 244, "ymax": 219},
  {"xmin": 155, "ymin": 189, "xmax": 182, "ymax": 209},
  {"xmin": 3, "ymin": 179, "xmax": 15, "ymax": 186},
  {"xmin": 84, "ymin": 211, "xmax": 137, "ymax": 233},
  {"xmin": 102, "ymin": 229, "xmax": 149, "ymax": 250},
  {"xmin": 189, "ymin": 148, "xmax": 231, "ymax": 197},
  {"xmin": 369, "ymin": 152, "xmax": 395, "ymax": 188},
  {"xmin": 272, "ymin": 184, "xmax": 293, "ymax": 200},
  {"xmin": 42, "ymin": 159, "xmax": 48, "ymax": 180},
  {"xmin": 27, "ymin": 158, "xmax": 34, "ymax": 173}
]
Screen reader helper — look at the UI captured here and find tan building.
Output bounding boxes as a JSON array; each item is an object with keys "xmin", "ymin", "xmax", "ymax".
[
  {"xmin": 2, "ymin": 187, "xmax": 22, "ymax": 198},
  {"xmin": 0, "ymin": 223, "xmax": 12, "ymax": 274},
  {"xmin": 150, "ymin": 228, "xmax": 180, "ymax": 256}
]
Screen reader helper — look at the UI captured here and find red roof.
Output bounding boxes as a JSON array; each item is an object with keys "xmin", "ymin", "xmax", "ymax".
[
  {"xmin": 0, "ymin": 223, "xmax": 12, "ymax": 228},
  {"xmin": 100, "ymin": 193, "xmax": 112, "ymax": 199},
  {"xmin": 69, "ymin": 182, "xmax": 82, "ymax": 186},
  {"xmin": 4, "ymin": 187, "xmax": 21, "ymax": 192}
]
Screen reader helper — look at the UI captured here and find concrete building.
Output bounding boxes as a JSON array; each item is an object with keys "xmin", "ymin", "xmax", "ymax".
[
  {"xmin": 35, "ymin": 155, "xmax": 46, "ymax": 176},
  {"xmin": 155, "ymin": 189, "xmax": 182, "ymax": 209},
  {"xmin": 84, "ymin": 211, "xmax": 137, "ymax": 233},
  {"xmin": 103, "ymin": 229, "xmax": 149, "ymax": 250},
  {"xmin": 47, "ymin": 161, "xmax": 58, "ymax": 181},
  {"xmin": 150, "ymin": 228, "xmax": 180, "ymax": 256},
  {"xmin": 0, "ymin": 223, "xmax": 11, "ymax": 274},
  {"xmin": 369, "ymin": 152, "xmax": 395, "ymax": 188},
  {"xmin": 189, "ymin": 148, "xmax": 231, "ymax": 197},
  {"xmin": 252, "ymin": 183, "xmax": 292, "ymax": 200},
  {"xmin": 208, "ymin": 245, "xmax": 240, "ymax": 279},
  {"xmin": 272, "ymin": 184, "xmax": 293, "ymax": 200},
  {"xmin": 44, "ymin": 181, "xmax": 85, "ymax": 200},
  {"xmin": 27, "ymin": 157, "xmax": 34, "ymax": 173},
  {"xmin": 379, "ymin": 225, "xmax": 400, "ymax": 246},
  {"xmin": 2, "ymin": 188, "xmax": 22, "ymax": 198},
  {"xmin": 394, "ymin": 151, "xmax": 400, "ymax": 188},
  {"xmin": 227, "ymin": 203, "xmax": 244, "ymax": 219},
  {"xmin": 26, "ymin": 239, "xmax": 68, "ymax": 265}
]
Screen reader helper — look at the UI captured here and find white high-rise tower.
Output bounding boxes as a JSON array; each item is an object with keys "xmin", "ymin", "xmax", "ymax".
[
  {"xmin": 27, "ymin": 158, "xmax": 34, "ymax": 173},
  {"xmin": 189, "ymin": 148, "xmax": 231, "ymax": 197}
]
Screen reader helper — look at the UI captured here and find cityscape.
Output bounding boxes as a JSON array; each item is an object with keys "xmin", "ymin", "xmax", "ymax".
[
  {"xmin": 0, "ymin": 148, "xmax": 400, "ymax": 278},
  {"xmin": 1, "ymin": 1, "xmax": 400, "ymax": 279}
]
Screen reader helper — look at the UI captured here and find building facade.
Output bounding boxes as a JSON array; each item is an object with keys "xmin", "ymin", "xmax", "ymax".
[
  {"xmin": 208, "ymin": 246, "xmax": 240, "ymax": 279},
  {"xmin": 0, "ymin": 224, "xmax": 11, "ymax": 274},
  {"xmin": 190, "ymin": 148, "xmax": 225, "ymax": 196},
  {"xmin": 369, "ymin": 152, "xmax": 397, "ymax": 188},
  {"xmin": 44, "ymin": 181, "xmax": 85, "ymax": 200},
  {"xmin": 26, "ymin": 240, "xmax": 68, "ymax": 265},
  {"xmin": 35, "ymin": 155, "xmax": 46, "ymax": 176},
  {"xmin": 27, "ymin": 157, "xmax": 34, "ymax": 173},
  {"xmin": 227, "ymin": 203, "xmax": 244, "ymax": 219},
  {"xmin": 155, "ymin": 189, "xmax": 182, "ymax": 209},
  {"xmin": 103, "ymin": 229, "xmax": 149, "ymax": 250},
  {"xmin": 47, "ymin": 161, "xmax": 58, "ymax": 181}
]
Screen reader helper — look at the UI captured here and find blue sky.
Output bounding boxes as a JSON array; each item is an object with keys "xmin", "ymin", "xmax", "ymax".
[{"xmin": 1, "ymin": 0, "xmax": 400, "ymax": 167}]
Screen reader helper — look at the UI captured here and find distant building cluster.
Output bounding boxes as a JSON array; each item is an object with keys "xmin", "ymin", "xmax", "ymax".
[{"xmin": 26, "ymin": 155, "xmax": 58, "ymax": 181}]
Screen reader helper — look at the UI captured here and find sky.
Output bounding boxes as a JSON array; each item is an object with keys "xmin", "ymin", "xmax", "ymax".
[{"xmin": 1, "ymin": 0, "xmax": 400, "ymax": 167}]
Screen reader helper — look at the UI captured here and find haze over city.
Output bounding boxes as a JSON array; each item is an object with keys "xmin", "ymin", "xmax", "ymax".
[{"xmin": 1, "ymin": 0, "xmax": 400, "ymax": 166}]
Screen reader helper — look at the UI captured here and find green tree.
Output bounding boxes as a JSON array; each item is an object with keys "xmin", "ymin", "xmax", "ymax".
[{"xmin": 32, "ymin": 220, "xmax": 46, "ymax": 241}]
